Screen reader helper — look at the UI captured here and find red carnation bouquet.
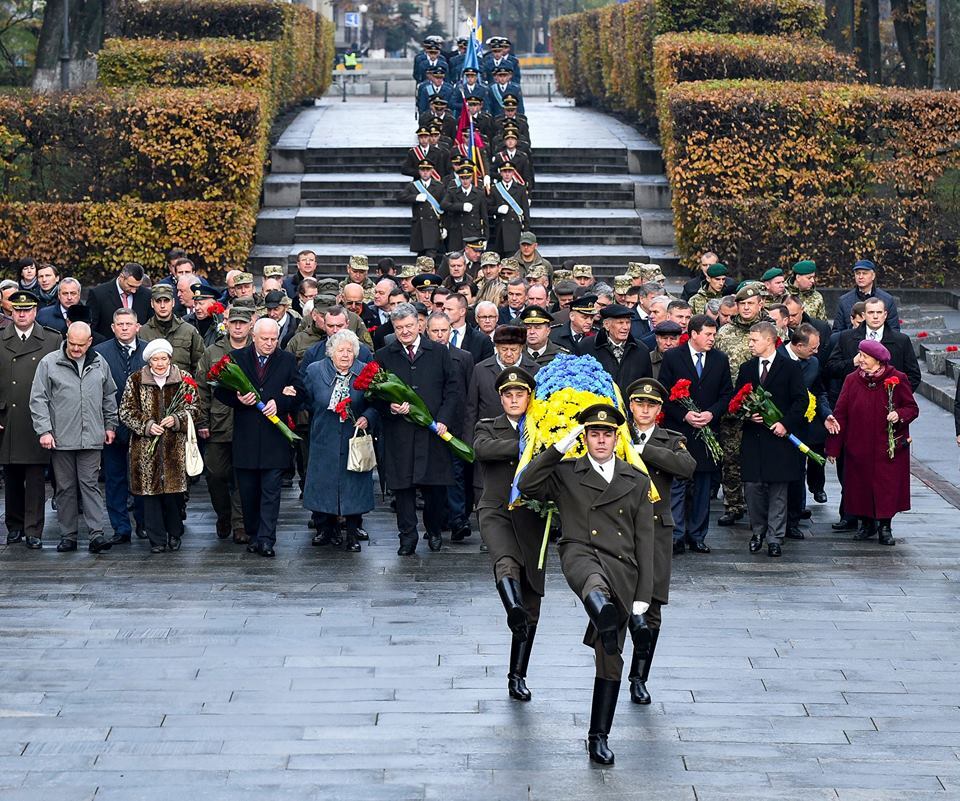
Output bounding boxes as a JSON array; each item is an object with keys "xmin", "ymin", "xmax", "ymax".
[
  {"xmin": 884, "ymin": 375, "xmax": 900, "ymax": 459},
  {"xmin": 728, "ymin": 382, "xmax": 825, "ymax": 466},
  {"xmin": 209, "ymin": 301, "xmax": 226, "ymax": 339},
  {"xmin": 146, "ymin": 374, "xmax": 199, "ymax": 457},
  {"xmin": 354, "ymin": 361, "xmax": 474, "ymax": 462},
  {"xmin": 668, "ymin": 378, "xmax": 723, "ymax": 464},
  {"xmin": 334, "ymin": 397, "xmax": 356, "ymax": 424},
  {"xmin": 206, "ymin": 354, "xmax": 300, "ymax": 443}
]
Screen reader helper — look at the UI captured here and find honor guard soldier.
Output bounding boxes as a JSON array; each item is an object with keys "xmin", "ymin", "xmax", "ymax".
[
  {"xmin": 491, "ymin": 126, "xmax": 534, "ymax": 191},
  {"xmin": 518, "ymin": 403, "xmax": 656, "ymax": 765},
  {"xmin": 448, "ymin": 36, "xmax": 468, "ymax": 83},
  {"xmin": 787, "ymin": 260, "xmax": 827, "ymax": 320},
  {"xmin": 413, "ymin": 37, "xmax": 449, "ymax": 84},
  {"xmin": 488, "ymin": 68, "xmax": 524, "ymax": 117},
  {"xmin": 518, "ymin": 305, "xmax": 566, "ymax": 366},
  {"xmin": 398, "ymin": 159, "xmax": 446, "ymax": 259},
  {"xmin": 625, "ymin": 378, "xmax": 696, "ymax": 704},
  {"xmin": 452, "ymin": 67, "xmax": 490, "ymax": 117},
  {"xmin": 690, "ymin": 263, "xmax": 730, "ymax": 315},
  {"xmin": 419, "ymin": 96, "xmax": 457, "ymax": 140},
  {"xmin": 402, "ymin": 127, "xmax": 448, "ymax": 179},
  {"xmin": 441, "ymin": 164, "xmax": 488, "ymax": 251},
  {"xmin": 493, "ymin": 95, "xmax": 530, "ymax": 143},
  {"xmin": 416, "ymin": 64, "xmax": 456, "ymax": 114},
  {"xmin": 482, "ymin": 36, "xmax": 522, "ymax": 84},
  {"xmin": 474, "ymin": 367, "xmax": 546, "ymax": 701},
  {"xmin": 460, "ymin": 94, "xmax": 495, "ymax": 146},
  {"xmin": 491, "ymin": 162, "xmax": 530, "ymax": 257}
]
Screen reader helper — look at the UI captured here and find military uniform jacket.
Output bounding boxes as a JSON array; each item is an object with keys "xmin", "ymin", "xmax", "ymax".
[
  {"xmin": 418, "ymin": 110, "xmax": 457, "ymax": 140},
  {"xmin": 527, "ymin": 339, "xmax": 567, "ymax": 367},
  {"xmin": 140, "ymin": 315, "xmax": 204, "ymax": 375},
  {"xmin": 635, "ymin": 426, "xmax": 696, "ymax": 602},
  {"xmin": 416, "ymin": 80, "xmax": 456, "ymax": 113},
  {"xmin": 440, "ymin": 182, "xmax": 488, "ymax": 251},
  {"xmin": 401, "ymin": 144, "xmax": 449, "ymax": 178},
  {"xmin": 482, "ymin": 53, "xmax": 522, "ymax": 84},
  {"xmin": 493, "ymin": 113, "xmax": 530, "ymax": 143},
  {"xmin": 196, "ymin": 337, "xmax": 249, "ymax": 443},
  {"xmin": 451, "ymin": 84, "xmax": 491, "ymax": 118},
  {"xmin": 490, "ymin": 180, "xmax": 529, "ymax": 256},
  {"xmin": 474, "ymin": 415, "xmax": 546, "ymax": 595},
  {"xmin": 487, "ymin": 81, "xmax": 524, "ymax": 116},
  {"xmin": 490, "ymin": 149, "xmax": 534, "ymax": 190},
  {"xmin": 0, "ymin": 324, "xmax": 62, "ymax": 464},
  {"xmin": 398, "ymin": 178, "xmax": 446, "ymax": 253},
  {"xmin": 517, "ymin": 445, "xmax": 656, "ymax": 620},
  {"xmin": 690, "ymin": 287, "xmax": 723, "ymax": 316}
]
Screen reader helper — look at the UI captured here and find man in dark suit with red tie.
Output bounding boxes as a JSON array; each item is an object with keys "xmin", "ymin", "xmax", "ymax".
[
  {"xmin": 657, "ymin": 314, "xmax": 733, "ymax": 554},
  {"xmin": 215, "ymin": 318, "xmax": 305, "ymax": 558},
  {"xmin": 87, "ymin": 263, "xmax": 152, "ymax": 340}
]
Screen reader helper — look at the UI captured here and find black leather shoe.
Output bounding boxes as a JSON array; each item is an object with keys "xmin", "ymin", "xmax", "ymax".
[
  {"xmin": 259, "ymin": 544, "xmax": 276, "ymax": 558},
  {"xmin": 312, "ymin": 529, "xmax": 334, "ymax": 546},
  {"xmin": 450, "ymin": 524, "xmax": 472, "ymax": 542},
  {"xmin": 768, "ymin": 542, "xmax": 782, "ymax": 557},
  {"xmin": 877, "ymin": 523, "xmax": 895, "ymax": 546},
  {"xmin": 832, "ymin": 518, "xmax": 857, "ymax": 531},
  {"xmin": 813, "ymin": 491, "xmax": 828, "ymax": 503},
  {"xmin": 356, "ymin": 527, "xmax": 369, "ymax": 541},
  {"xmin": 56, "ymin": 538, "xmax": 77, "ymax": 552},
  {"xmin": 88, "ymin": 533, "xmax": 112, "ymax": 554},
  {"xmin": 687, "ymin": 541, "xmax": 711, "ymax": 554},
  {"xmin": 151, "ymin": 544, "xmax": 167, "ymax": 554},
  {"xmin": 168, "ymin": 535, "xmax": 182, "ymax": 552},
  {"xmin": 246, "ymin": 543, "xmax": 259, "ymax": 554},
  {"xmin": 427, "ymin": 532, "xmax": 442, "ymax": 552},
  {"xmin": 717, "ymin": 511, "xmax": 743, "ymax": 526},
  {"xmin": 799, "ymin": 509, "xmax": 812, "ymax": 520},
  {"xmin": 108, "ymin": 533, "xmax": 132, "ymax": 545},
  {"xmin": 25, "ymin": 536, "xmax": 42, "ymax": 550},
  {"xmin": 215, "ymin": 520, "xmax": 231, "ymax": 540},
  {"xmin": 785, "ymin": 528, "xmax": 805, "ymax": 540},
  {"xmin": 630, "ymin": 679, "xmax": 651, "ymax": 704},
  {"xmin": 853, "ymin": 519, "xmax": 877, "ymax": 541},
  {"xmin": 583, "ymin": 591, "xmax": 619, "ymax": 656},
  {"xmin": 672, "ymin": 539, "xmax": 685, "ymax": 555},
  {"xmin": 749, "ymin": 533, "xmax": 764, "ymax": 553},
  {"xmin": 397, "ymin": 538, "xmax": 417, "ymax": 556},
  {"xmin": 5, "ymin": 529, "xmax": 23, "ymax": 545}
]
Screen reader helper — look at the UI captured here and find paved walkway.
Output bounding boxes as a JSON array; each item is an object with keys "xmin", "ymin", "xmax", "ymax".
[{"xmin": 0, "ymin": 395, "xmax": 957, "ymax": 800}]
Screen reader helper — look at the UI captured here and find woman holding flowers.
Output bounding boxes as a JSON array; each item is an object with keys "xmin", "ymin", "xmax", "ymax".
[
  {"xmin": 302, "ymin": 330, "xmax": 377, "ymax": 553},
  {"xmin": 825, "ymin": 339, "xmax": 918, "ymax": 546},
  {"xmin": 119, "ymin": 339, "xmax": 198, "ymax": 553}
]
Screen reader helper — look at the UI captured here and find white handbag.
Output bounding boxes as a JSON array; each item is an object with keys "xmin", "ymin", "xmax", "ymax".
[
  {"xmin": 347, "ymin": 425, "xmax": 376, "ymax": 473},
  {"xmin": 184, "ymin": 413, "xmax": 204, "ymax": 477}
]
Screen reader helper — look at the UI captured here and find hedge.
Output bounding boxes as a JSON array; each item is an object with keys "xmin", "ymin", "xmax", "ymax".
[
  {"xmin": 0, "ymin": 201, "xmax": 256, "ymax": 284},
  {"xmin": 654, "ymin": 33, "xmax": 862, "ymax": 168},
  {"xmin": 550, "ymin": 0, "xmax": 824, "ymax": 124},
  {"xmin": 663, "ymin": 80, "xmax": 960, "ymax": 263},
  {"xmin": 0, "ymin": 88, "xmax": 264, "ymax": 204},
  {"xmin": 693, "ymin": 197, "xmax": 956, "ymax": 286}
]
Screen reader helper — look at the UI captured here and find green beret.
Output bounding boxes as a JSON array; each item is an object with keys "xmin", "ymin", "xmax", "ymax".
[
  {"xmin": 760, "ymin": 268, "xmax": 784, "ymax": 282},
  {"xmin": 706, "ymin": 263, "xmax": 727, "ymax": 278},
  {"xmin": 792, "ymin": 259, "xmax": 816, "ymax": 275}
]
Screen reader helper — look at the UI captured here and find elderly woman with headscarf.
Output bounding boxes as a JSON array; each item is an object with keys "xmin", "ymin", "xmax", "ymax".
[
  {"xmin": 302, "ymin": 329, "xmax": 378, "ymax": 552},
  {"xmin": 825, "ymin": 338, "xmax": 918, "ymax": 546},
  {"xmin": 119, "ymin": 338, "xmax": 198, "ymax": 553}
]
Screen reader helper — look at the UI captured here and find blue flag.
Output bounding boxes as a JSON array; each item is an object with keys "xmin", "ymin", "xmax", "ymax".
[{"xmin": 462, "ymin": 26, "xmax": 480, "ymax": 73}]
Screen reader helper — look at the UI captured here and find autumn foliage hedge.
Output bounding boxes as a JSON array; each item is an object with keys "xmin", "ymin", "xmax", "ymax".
[{"xmin": 550, "ymin": 0, "xmax": 824, "ymax": 124}]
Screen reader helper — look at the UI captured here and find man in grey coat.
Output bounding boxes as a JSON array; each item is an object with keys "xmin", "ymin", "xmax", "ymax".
[{"xmin": 29, "ymin": 321, "xmax": 118, "ymax": 553}]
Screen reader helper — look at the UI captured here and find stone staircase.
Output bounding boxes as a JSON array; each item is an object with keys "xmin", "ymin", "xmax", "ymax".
[{"xmin": 251, "ymin": 98, "xmax": 679, "ymax": 277}]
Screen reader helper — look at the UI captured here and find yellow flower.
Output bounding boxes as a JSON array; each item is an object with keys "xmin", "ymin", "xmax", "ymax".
[{"xmin": 804, "ymin": 391, "xmax": 816, "ymax": 423}]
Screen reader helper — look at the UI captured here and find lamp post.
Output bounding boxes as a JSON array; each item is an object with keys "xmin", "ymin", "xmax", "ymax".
[
  {"xmin": 358, "ymin": 3, "xmax": 368, "ymax": 52},
  {"xmin": 934, "ymin": 0, "xmax": 942, "ymax": 89},
  {"xmin": 59, "ymin": 0, "xmax": 70, "ymax": 90}
]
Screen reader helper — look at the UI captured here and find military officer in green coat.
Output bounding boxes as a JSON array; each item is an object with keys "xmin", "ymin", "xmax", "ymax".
[
  {"xmin": 474, "ymin": 367, "xmax": 545, "ymax": 702},
  {"xmin": 625, "ymin": 378, "xmax": 697, "ymax": 705},
  {"xmin": 518, "ymin": 403, "xmax": 655, "ymax": 766}
]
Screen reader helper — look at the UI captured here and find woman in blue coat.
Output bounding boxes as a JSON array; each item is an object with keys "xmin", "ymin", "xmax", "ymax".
[{"xmin": 303, "ymin": 330, "xmax": 378, "ymax": 552}]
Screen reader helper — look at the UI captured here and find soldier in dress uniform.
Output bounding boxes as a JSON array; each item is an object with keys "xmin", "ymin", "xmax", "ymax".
[
  {"xmin": 490, "ymin": 126, "xmax": 535, "ymax": 191},
  {"xmin": 624, "ymin": 378, "xmax": 696, "ymax": 704},
  {"xmin": 451, "ymin": 67, "xmax": 490, "ymax": 118},
  {"xmin": 441, "ymin": 164, "xmax": 488, "ymax": 251},
  {"xmin": 474, "ymin": 367, "xmax": 546, "ymax": 701},
  {"xmin": 517, "ymin": 403, "xmax": 656, "ymax": 765},
  {"xmin": 0, "ymin": 290, "xmax": 62, "ymax": 548},
  {"xmin": 398, "ymin": 159, "xmax": 446, "ymax": 259},
  {"xmin": 787, "ymin": 260, "xmax": 827, "ymax": 320},
  {"xmin": 461, "ymin": 94, "xmax": 495, "ymax": 146},
  {"xmin": 447, "ymin": 37, "xmax": 468, "ymax": 84},
  {"xmin": 518, "ymin": 305, "xmax": 567, "ymax": 366},
  {"xmin": 401, "ymin": 127, "xmax": 448, "ymax": 179},
  {"xmin": 488, "ymin": 69, "xmax": 524, "ymax": 117},
  {"xmin": 416, "ymin": 64, "xmax": 456, "ymax": 114},
  {"xmin": 419, "ymin": 96, "xmax": 457, "ymax": 141},
  {"xmin": 413, "ymin": 38, "xmax": 449, "ymax": 84},
  {"xmin": 493, "ymin": 95, "xmax": 530, "ymax": 143},
  {"xmin": 491, "ymin": 162, "xmax": 529, "ymax": 257},
  {"xmin": 482, "ymin": 36, "xmax": 522, "ymax": 85}
]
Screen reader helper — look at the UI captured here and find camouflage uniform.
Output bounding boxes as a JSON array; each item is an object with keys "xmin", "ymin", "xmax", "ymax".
[
  {"xmin": 761, "ymin": 290, "xmax": 788, "ymax": 311},
  {"xmin": 788, "ymin": 285, "xmax": 827, "ymax": 321},
  {"xmin": 690, "ymin": 287, "xmax": 723, "ymax": 316}
]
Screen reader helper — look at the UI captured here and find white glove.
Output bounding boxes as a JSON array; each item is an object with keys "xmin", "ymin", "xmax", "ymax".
[
  {"xmin": 555, "ymin": 424, "xmax": 584, "ymax": 454},
  {"xmin": 463, "ymin": 202, "xmax": 473, "ymax": 212},
  {"xmin": 632, "ymin": 601, "xmax": 650, "ymax": 616},
  {"xmin": 483, "ymin": 175, "xmax": 491, "ymax": 187},
  {"xmin": 497, "ymin": 204, "xmax": 509, "ymax": 214},
  {"xmin": 415, "ymin": 193, "xmax": 426, "ymax": 202},
  {"xmin": 440, "ymin": 228, "xmax": 448, "ymax": 239}
]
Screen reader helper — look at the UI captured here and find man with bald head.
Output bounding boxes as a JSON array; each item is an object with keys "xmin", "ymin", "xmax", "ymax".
[
  {"xmin": 30, "ymin": 321, "xmax": 118, "ymax": 553},
  {"xmin": 341, "ymin": 282, "xmax": 379, "ymax": 330},
  {"xmin": 214, "ymin": 317, "xmax": 305, "ymax": 557}
]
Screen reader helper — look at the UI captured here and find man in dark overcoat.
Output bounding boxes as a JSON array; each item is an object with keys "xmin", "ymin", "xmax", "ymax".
[
  {"xmin": 0, "ymin": 290, "xmax": 62, "ymax": 548},
  {"xmin": 374, "ymin": 303, "xmax": 460, "ymax": 555},
  {"xmin": 657, "ymin": 314, "xmax": 734, "ymax": 554},
  {"xmin": 518, "ymin": 403, "xmax": 655, "ymax": 766},
  {"xmin": 464, "ymin": 325, "xmax": 539, "ymax": 437},
  {"xmin": 398, "ymin": 160, "xmax": 446, "ymax": 259},
  {"xmin": 577, "ymin": 304, "xmax": 653, "ymax": 399},
  {"xmin": 440, "ymin": 165, "xmax": 487, "ymax": 251},
  {"xmin": 735, "ymin": 321, "xmax": 808, "ymax": 557},
  {"xmin": 625, "ymin": 378, "xmax": 696, "ymax": 705},
  {"xmin": 215, "ymin": 318, "xmax": 305, "ymax": 558},
  {"xmin": 474, "ymin": 367, "xmax": 546, "ymax": 702},
  {"xmin": 490, "ymin": 163, "xmax": 529, "ymax": 257}
]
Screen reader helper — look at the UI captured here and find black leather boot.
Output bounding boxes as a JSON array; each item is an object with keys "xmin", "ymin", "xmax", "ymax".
[
  {"xmin": 583, "ymin": 591, "xmax": 619, "ymax": 656},
  {"xmin": 877, "ymin": 519, "xmax": 895, "ymax": 546},
  {"xmin": 344, "ymin": 521, "xmax": 361, "ymax": 552},
  {"xmin": 587, "ymin": 677, "xmax": 620, "ymax": 765},
  {"xmin": 496, "ymin": 577, "xmax": 529, "ymax": 641},
  {"xmin": 508, "ymin": 625, "xmax": 536, "ymax": 701},
  {"xmin": 853, "ymin": 518, "xmax": 876, "ymax": 541},
  {"xmin": 630, "ymin": 628, "xmax": 660, "ymax": 704}
]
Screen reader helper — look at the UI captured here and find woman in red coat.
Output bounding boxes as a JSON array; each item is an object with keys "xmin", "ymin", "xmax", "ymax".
[{"xmin": 825, "ymin": 339, "xmax": 919, "ymax": 546}]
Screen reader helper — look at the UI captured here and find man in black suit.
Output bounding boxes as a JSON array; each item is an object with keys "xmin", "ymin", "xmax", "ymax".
[
  {"xmin": 375, "ymin": 303, "xmax": 460, "ymax": 555},
  {"xmin": 87, "ymin": 263, "xmax": 151, "ymax": 339},
  {"xmin": 550, "ymin": 294, "xmax": 598, "ymax": 353},
  {"xmin": 735, "ymin": 322, "xmax": 808, "ymax": 557},
  {"xmin": 657, "ymin": 314, "xmax": 733, "ymax": 554},
  {"xmin": 214, "ymin": 318, "xmax": 305, "ymax": 557},
  {"xmin": 93, "ymin": 307, "xmax": 147, "ymax": 544},
  {"xmin": 36, "ymin": 277, "xmax": 82, "ymax": 335},
  {"xmin": 577, "ymin": 304, "xmax": 653, "ymax": 399},
  {"xmin": 443, "ymin": 292, "xmax": 495, "ymax": 364}
]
